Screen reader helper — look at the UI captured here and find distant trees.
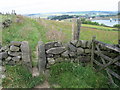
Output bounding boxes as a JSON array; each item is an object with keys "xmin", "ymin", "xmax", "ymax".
[
  {"xmin": 47, "ymin": 15, "xmax": 79, "ymax": 20},
  {"xmin": 113, "ymin": 24, "xmax": 120, "ymax": 28},
  {"xmin": 81, "ymin": 18, "xmax": 105, "ymax": 26}
]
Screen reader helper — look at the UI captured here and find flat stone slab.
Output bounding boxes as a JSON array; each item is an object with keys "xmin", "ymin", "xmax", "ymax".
[
  {"xmin": 21, "ymin": 41, "xmax": 32, "ymax": 73},
  {"xmin": 38, "ymin": 41, "xmax": 46, "ymax": 74},
  {"xmin": 10, "ymin": 45, "xmax": 20, "ymax": 51},
  {"xmin": 45, "ymin": 41, "xmax": 62, "ymax": 50},
  {"xmin": 8, "ymin": 51, "xmax": 21, "ymax": 56},
  {"xmin": 46, "ymin": 47, "xmax": 66, "ymax": 54}
]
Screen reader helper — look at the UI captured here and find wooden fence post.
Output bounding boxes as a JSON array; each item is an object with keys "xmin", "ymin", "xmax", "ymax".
[
  {"xmin": 91, "ymin": 36, "xmax": 96, "ymax": 67},
  {"xmin": 72, "ymin": 18, "xmax": 81, "ymax": 41}
]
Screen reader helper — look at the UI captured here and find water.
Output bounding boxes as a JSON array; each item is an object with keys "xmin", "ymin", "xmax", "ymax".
[{"xmin": 92, "ymin": 20, "xmax": 118, "ymax": 27}]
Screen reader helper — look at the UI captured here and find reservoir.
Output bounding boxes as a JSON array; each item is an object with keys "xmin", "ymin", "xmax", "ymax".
[{"xmin": 92, "ymin": 20, "xmax": 118, "ymax": 27}]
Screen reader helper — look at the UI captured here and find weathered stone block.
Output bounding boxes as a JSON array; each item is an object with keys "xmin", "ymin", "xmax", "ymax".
[
  {"xmin": 61, "ymin": 50, "xmax": 69, "ymax": 58},
  {"xmin": 55, "ymin": 57, "xmax": 64, "ymax": 63},
  {"xmin": 45, "ymin": 42, "xmax": 54, "ymax": 50},
  {"xmin": 10, "ymin": 41, "xmax": 21, "ymax": 46},
  {"xmin": 54, "ymin": 42, "xmax": 62, "ymax": 47},
  {"xmin": 76, "ymin": 40, "xmax": 82, "ymax": 47},
  {"xmin": 81, "ymin": 40, "xmax": 87, "ymax": 48},
  {"xmin": 0, "ymin": 52, "xmax": 8, "ymax": 59},
  {"xmin": 38, "ymin": 41, "xmax": 46, "ymax": 74},
  {"xmin": 86, "ymin": 41, "xmax": 92, "ymax": 48},
  {"xmin": 70, "ymin": 40, "xmax": 78, "ymax": 46},
  {"xmin": 12, "ymin": 56, "xmax": 21, "ymax": 62},
  {"xmin": 47, "ymin": 58, "xmax": 55, "ymax": 65},
  {"xmin": 45, "ymin": 41, "xmax": 62, "ymax": 50},
  {"xmin": 10, "ymin": 45, "xmax": 20, "ymax": 51},
  {"xmin": 69, "ymin": 52, "xmax": 76, "ymax": 57},
  {"xmin": 46, "ymin": 47, "xmax": 66, "ymax": 54},
  {"xmin": 77, "ymin": 47, "xmax": 84, "ymax": 55},
  {"xmin": 5, "ymin": 57, "xmax": 12, "ymax": 62},
  {"xmin": 84, "ymin": 49, "xmax": 91, "ymax": 54},
  {"xmin": 8, "ymin": 51, "xmax": 21, "ymax": 56},
  {"xmin": 46, "ymin": 53, "xmax": 54, "ymax": 58},
  {"xmin": 8, "ymin": 60, "xmax": 15, "ymax": 65},
  {"xmin": 1, "ymin": 46, "xmax": 9, "ymax": 52},
  {"xmin": 21, "ymin": 41, "xmax": 32, "ymax": 73},
  {"xmin": 68, "ymin": 43, "xmax": 77, "ymax": 52}
]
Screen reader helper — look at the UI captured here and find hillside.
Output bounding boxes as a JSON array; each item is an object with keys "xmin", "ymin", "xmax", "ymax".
[{"xmin": 1, "ymin": 15, "xmax": 119, "ymax": 88}]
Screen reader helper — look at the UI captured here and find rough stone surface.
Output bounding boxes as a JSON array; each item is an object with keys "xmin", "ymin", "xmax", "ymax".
[
  {"xmin": 77, "ymin": 48, "xmax": 84, "ymax": 55},
  {"xmin": 61, "ymin": 50, "xmax": 69, "ymax": 58},
  {"xmin": 45, "ymin": 42, "xmax": 55, "ymax": 50},
  {"xmin": 21, "ymin": 41, "xmax": 32, "ymax": 72},
  {"xmin": 46, "ymin": 53, "xmax": 54, "ymax": 58},
  {"xmin": 10, "ymin": 41, "xmax": 21, "ymax": 46},
  {"xmin": 1, "ymin": 46, "xmax": 9, "ymax": 52},
  {"xmin": 81, "ymin": 40, "xmax": 87, "ymax": 48},
  {"xmin": 70, "ymin": 40, "xmax": 78, "ymax": 46},
  {"xmin": 54, "ymin": 42, "xmax": 62, "ymax": 47},
  {"xmin": 76, "ymin": 40, "xmax": 82, "ymax": 47},
  {"xmin": 12, "ymin": 56, "xmax": 21, "ymax": 62},
  {"xmin": 84, "ymin": 49, "xmax": 91, "ymax": 54},
  {"xmin": 45, "ymin": 42, "xmax": 62, "ymax": 50},
  {"xmin": 79, "ymin": 56, "xmax": 90, "ymax": 63},
  {"xmin": 55, "ymin": 57, "xmax": 64, "ymax": 63},
  {"xmin": 86, "ymin": 41, "xmax": 92, "ymax": 48},
  {"xmin": 47, "ymin": 58, "xmax": 55, "ymax": 65},
  {"xmin": 46, "ymin": 47, "xmax": 66, "ymax": 54},
  {"xmin": 69, "ymin": 52, "xmax": 76, "ymax": 57},
  {"xmin": 8, "ymin": 60, "xmax": 15, "ymax": 65},
  {"xmin": 8, "ymin": 51, "xmax": 21, "ymax": 56},
  {"xmin": 6, "ymin": 57, "xmax": 12, "ymax": 62},
  {"xmin": 38, "ymin": 41, "xmax": 46, "ymax": 74},
  {"xmin": 68, "ymin": 43, "xmax": 77, "ymax": 52},
  {"xmin": 0, "ymin": 52, "xmax": 8, "ymax": 59},
  {"xmin": 10, "ymin": 45, "xmax": 20, "ymax": 51}
]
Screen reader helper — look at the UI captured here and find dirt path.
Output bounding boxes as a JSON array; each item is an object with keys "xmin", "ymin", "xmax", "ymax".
[{"xmin": 34, "ymin": 80, "xmax": 50, "ymax": 88}]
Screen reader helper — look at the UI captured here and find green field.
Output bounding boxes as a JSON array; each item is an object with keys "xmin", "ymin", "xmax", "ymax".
[
  {"xmin": 1, "ymin": 15, "xmax": 119, "ymax": 88},
  {"xmin": 41, "ymin": 19, "xmax": 118, "ymax": 44}
]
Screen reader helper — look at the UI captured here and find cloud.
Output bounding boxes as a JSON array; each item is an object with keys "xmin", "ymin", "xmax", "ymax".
[{"xmin": 0, "ymin": 0, "xmax": 119, "ymax": 14}]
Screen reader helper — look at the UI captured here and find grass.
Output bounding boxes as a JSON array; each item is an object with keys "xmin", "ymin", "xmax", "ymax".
[
  {"xmin": 2, "ymin": 65, "xmax": 44, "ymax": 88},
  {"xmin": 82, "ymin": 24, "xmax": 117, "ymax": 31},
  {"xmin": 49, "ymin": 62, "xmax": 109, "ymax": 88}
]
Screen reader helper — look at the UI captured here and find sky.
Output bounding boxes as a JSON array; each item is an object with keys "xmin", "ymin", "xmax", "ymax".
[{"xmin": 0, "ymin": 0, "xmax": 119, "ymax": 14}]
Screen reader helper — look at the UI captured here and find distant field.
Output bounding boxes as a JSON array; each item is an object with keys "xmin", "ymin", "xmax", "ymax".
[
  {"xmin": 42, "ymin": 19, "xmax": 118, "ymax": 44},
  {"xmin": 82, "ymin": 24, "xmax": 117, "ymax": 31}
]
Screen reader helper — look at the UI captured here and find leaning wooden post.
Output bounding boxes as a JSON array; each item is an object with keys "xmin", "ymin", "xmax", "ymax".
[
  {"xmin": 72, "ymin": 18, "xmax": 81, "ymax": 40},
  {"xmin": 91, "ymin": 36, "xmax": 96, "ymax": 67}
]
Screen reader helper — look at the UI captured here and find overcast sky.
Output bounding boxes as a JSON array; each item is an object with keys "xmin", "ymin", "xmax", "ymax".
[{"xmin": 0, "ymin": 0, "xmax": 119, "ymax": 14}]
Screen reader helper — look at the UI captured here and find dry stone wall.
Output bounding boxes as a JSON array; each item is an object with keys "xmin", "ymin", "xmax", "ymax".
[
  {"xmin": 38, "ymin": 40, "xmax": 92, "ymax": 72},
  {"xmin": 0, "ymin": 41, "xmax": 32, "ymax": 72}
]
